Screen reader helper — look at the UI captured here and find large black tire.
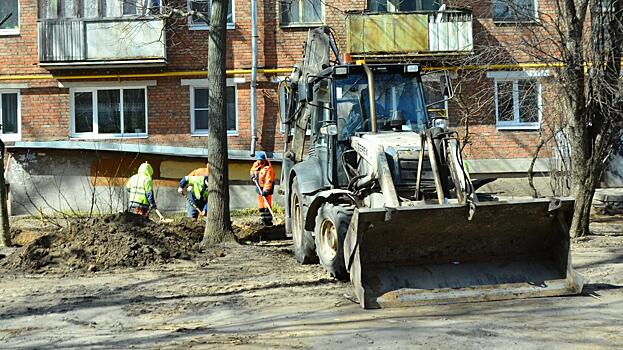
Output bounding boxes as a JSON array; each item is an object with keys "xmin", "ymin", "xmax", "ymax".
[
  {"xmin": 314, "ymin": 203, "xmax": 354, "ymax": 281},
  {"xmin": 291, "ymin": 177, "xmax": 318, "ymax": 264}
]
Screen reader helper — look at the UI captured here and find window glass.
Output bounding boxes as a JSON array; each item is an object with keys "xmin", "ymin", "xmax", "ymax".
[
  {"xmin": 195, "ymin": 87, "xmax": 209, "ymax": 109},
  {"xmin": 189, "ymin": 0, "xmax": 233, "ymax": 27},
  {"xmin": 303, "ymin": 0, "xmax": 322, "ymax": 22},
  {"xmin": 367, "ymin": 0, "xmax": 441, "ymax": 12},
  {"xmin": 497, "ymin": 81, "xmax": 514, "ymax": 122},
  {"xmin": 0, "ymin": 0, "xmax": 19, "ymax": 30},
  {"xmin": 74, "ymin": 92, "xmax": 93, "ymax": 133},
  {"xmin": 40, "ymin": 0, "xmax": 58, "ymax": 19},
  {"xmin": 226, "ymin": 87, "xmax": 236, "ymax": 131},
  {"xmin": 493, "ymin": 0, "xmax": 536, "ymax": 21},
  {"xmin": 123, "ymin": 0, "xmax": 138, "ymax": 15},
  {"xmin": 335, "ymin": 72, "xmax": 429, "ymax": 140},
  {"xmin": 192, "ymin": 87, "xmax": 237, "ymax": 133},
  {"xmin": 73, "ymin": 88, "xmax": 147, "ymax": 136},
  {"xmin": 1, "ymin": 93, "xmax": 18, "ymax": 134},
  {"xmin": 194, "ymin": 88, "xmax": 210, "ymax": 130},
  {"xmin": 190, "ymin": 0, "xmax": 210, "ymax": 25},
  {"xmin": 518, "ymin": 80, "xmax": 539, "ymax": 123},
  {"xmin": 61, "ymin": 0, "xmax": 75, "ymax": 17},
  {"xmin": 423, "ymin": 79, "xmax": 444, "ymax": 110},
  {"xmin": 280, "ymin": 0, "xmax": 322, "ymax": 25},
  {"xmin": 83, "ymin": 0, "xmax": 98, "ymax": 17},
  {"xmin": 494, "ymin": 77, "xmax": 541, "ymax": 129},
  {"xmin": 368, "ymin": 0, "xmax": 387, "ymax": 12},
  {"xmin": 100, "ymin": 0, "xmax": 122, "ymax": 17},
  {"xmin": 123, "ymin": 89, "xmax": 146, "ymax": 133},
  {"xmin": 97, "ymin": 90, "xmax": 121, "ymax": 134}
]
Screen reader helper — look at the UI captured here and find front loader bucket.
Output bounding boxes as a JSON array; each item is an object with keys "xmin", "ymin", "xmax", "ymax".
[{"xmin": 344, "ymin": 198, "xmax": 584, "ymax": 309}]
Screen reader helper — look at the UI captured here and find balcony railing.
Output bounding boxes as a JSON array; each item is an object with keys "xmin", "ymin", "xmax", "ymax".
[
  {"xmin": 346, "ymin": 10, "xmax": 473, "ymax": 59},
  {"xmin": 38, "ymin": 17, "xmax": 166, "ymax": 67}
]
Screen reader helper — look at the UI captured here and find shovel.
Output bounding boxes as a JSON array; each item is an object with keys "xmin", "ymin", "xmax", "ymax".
[
  {"xmin": 253, "ymin": 179, "xmax": 275, "ymax": 219},
  {"xmin": 154, "ymin": 208, "xmax": 173, "ymax": 223},
  {"xmin": 181, "ymin": 192, "xmax": 207, "ymax": 221}
]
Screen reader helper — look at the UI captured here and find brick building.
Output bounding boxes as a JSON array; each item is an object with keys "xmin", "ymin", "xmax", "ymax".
[{"xmin": 0, "ymin": 0, "xmax": 566, "ymax": 214}]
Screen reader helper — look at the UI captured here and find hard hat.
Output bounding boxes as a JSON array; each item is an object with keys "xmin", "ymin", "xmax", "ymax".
[{"xmin": 256, "ymin": 152, "xmax": 267, "ymax": 161}]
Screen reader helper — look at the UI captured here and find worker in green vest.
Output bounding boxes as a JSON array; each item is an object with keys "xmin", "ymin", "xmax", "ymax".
[
  {"xmin": 178, "ymin": 175, "xmax": 209, "ymax": 219},
  {"xmin": 126, "ymin": 162, "xmax": 157, "ymax": 216}
]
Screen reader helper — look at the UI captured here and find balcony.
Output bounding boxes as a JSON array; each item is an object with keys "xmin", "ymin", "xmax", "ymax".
[
  {"xmin": 38, "ymin": 17, "xmax": 167, "ymax": 68},
  {"xmin": 345, "ymin": 10, "xmax": 473, "ymax": 60}
]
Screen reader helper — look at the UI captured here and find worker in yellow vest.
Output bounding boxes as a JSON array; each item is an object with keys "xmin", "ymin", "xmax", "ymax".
[
  {"xmin": 126, "ymin": 162, "xmax": 157, "ymax": 216},
  {"xmin": 178, "ymin": 175, "xmax": 209, "ymax": 219}
]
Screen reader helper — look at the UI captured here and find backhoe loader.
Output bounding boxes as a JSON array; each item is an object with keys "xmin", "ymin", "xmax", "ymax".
[{"xmin": 279, "ymin": 27, "xmax": 583, "ymax": 308}]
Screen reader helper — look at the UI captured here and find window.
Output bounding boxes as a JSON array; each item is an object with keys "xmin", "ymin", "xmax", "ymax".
[
  {"xmin": 367, "ymin": 0, "xmax": 441, "ymax": 12},
  {"xmin": 71, "ymin": 87, "xmax": 148, "ymax": 138},
  {"xmin": 0, "ymin": 0, "xmax": 19, "ymax": 35},
  {"xmin": 493, "ymin": 0, "xmax": 537, "ymax": 22},
  {"xmin": 0, "ymin": 91, "xmax": 20, "ymax": 141},
  {"xmin": 280, "ymin": 0, "xmax": 323, "ymax": 26},
  {"xmin": 491, "ymin": 74, "xmax": 542, "ymax": 130},
  {"xmin": 39, "ymin": 0, "xmax": 160, "ymax": 19},
  {"xmin": 190, "ymin": 86, "xmax": 237, "ymax": 135},
  {"xmin": 188, "ymin": 0, "xmax": 235, "ymax": 29}
]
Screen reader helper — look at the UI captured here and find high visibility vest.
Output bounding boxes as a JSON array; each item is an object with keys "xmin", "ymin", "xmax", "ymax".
[
  {"xmin": 250, "ymin": 160, "xmax": 275, "ymax": 193},
  {"xmin": 186, "ymin": 176, "xmax": 208, "ymax": 200},
  {"xmin": 126, "ymin": 174, "xmax": 153, "ymax": 205}
]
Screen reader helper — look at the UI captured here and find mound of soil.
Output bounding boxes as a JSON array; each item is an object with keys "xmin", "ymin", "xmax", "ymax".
[
  {"xmin": 234, "ymin": 216, "xmax": 286, "ymax": 242},
  {"xmin": 3, "ymin": 213, "xmax": 206, "ymax": 273}
]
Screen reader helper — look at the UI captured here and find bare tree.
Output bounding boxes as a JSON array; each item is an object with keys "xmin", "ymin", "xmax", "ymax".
[
  {"xmin": 545, "ymin": 0, "xmax": 623, "ymax": 237},
  {"xmin": 202, "ymin": 0, "xmax": 233, "ymax": 244},
  {"xmin": 445, "ymin": 0, "xmax": 622, "ymax": 237}
]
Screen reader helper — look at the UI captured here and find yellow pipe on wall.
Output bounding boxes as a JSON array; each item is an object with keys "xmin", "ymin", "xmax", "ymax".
[
  {"xmin": 2, "ymin": 61, "xmax": 617, "ymax": 81},
  {"xmin": 0, "ymin": 68, "xmax": 294, "ymax": 81}
]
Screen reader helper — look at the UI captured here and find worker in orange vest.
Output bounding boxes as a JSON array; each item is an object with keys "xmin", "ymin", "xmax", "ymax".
[
  {"xmin": 188, "ymin": 162, "xmax": 209, "ymax": 177},
  {"xmin": 250, "ymin": 152, "xmax": 275, "ymax": 226}
]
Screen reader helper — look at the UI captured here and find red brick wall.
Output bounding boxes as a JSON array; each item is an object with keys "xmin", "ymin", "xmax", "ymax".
[{"xmin": 0, "ymin": 0, "xmax": 563, "ymax": 161}]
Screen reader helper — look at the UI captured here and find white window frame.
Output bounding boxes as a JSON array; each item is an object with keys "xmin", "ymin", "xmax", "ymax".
[
  {"xmin": 492, "ymin": 0, "xmax": 539, "ymax": 23},
  {"xmin": 0, "ymin": 89, "xmax": 21, "ymax": 142},
  {"xmin": 488, "ymin": 70, "xmax": 548, "ymax": 131},
  {"xmin": 187, "ymin": 0, "xmax": 235, "ymax": 30},
  {"xmin": 185, "ymin": 78, "xmax": 242, "ymax": 136},
  {"xmin": 69, "ymin": 86, "xmax": 149, "ymax": 139},
  {"xmin": 0, "ymin": 0, "xmax": 20, "ymax": 35},
  {"xmin": 280, "ymin": 0, "xmax": 324, "ymax": 27}
]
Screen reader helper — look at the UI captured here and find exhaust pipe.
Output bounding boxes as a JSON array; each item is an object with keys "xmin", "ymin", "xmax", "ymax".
[{"xmin": 362, "ymin": 64, "xmax": 377, "ymax": 133}]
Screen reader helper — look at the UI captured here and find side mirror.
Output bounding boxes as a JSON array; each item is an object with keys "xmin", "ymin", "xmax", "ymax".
[
  {"xmin": 440, "ymin": 71, "xmax": 454, "ymax": 99},
  {"xmin": 278, "ymin": 82, "xmax": 288, "ymax": 125}
]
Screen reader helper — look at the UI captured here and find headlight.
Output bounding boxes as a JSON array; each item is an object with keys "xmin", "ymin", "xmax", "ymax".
[
  {"xmin": 433, "ymin": 118, "xmax": 448, "ymax": 130},
  {"xmin": 405, "ymin": 64, "xmax": 419, "ymax": 73},
  {"xmin": 334, "ymin": 66, "xmax": 348, "ymax": 75}
]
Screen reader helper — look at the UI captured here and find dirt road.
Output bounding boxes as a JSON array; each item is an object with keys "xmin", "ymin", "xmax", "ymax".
[{"xmin": 1, "ymin": 215, "xmax": 622, "ymax": 349}]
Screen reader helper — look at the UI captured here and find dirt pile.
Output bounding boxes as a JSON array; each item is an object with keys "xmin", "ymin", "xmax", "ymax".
[{"xmin": 2, "ymin": 213, "xmax": 206, "ymax": 273}]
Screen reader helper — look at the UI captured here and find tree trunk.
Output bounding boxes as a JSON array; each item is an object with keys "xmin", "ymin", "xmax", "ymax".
[
  {"xmin": 570, "ymin": 180, "xmax": 595, "ymax": 238},
  {"xmin": 203, "ymin": 0, "xmax": 233, "ymax": 245},
  {"xmin": 0, "ymin": 140, "xmax": 11, "ymax": 247}
]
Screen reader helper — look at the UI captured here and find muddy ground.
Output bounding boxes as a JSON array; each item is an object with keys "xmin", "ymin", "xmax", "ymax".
[{"xmin": 0, "ymin": 213, "xmax": 622, "ymax": 349}]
